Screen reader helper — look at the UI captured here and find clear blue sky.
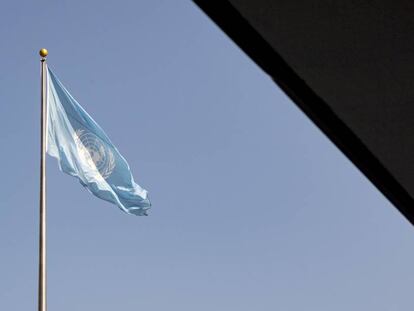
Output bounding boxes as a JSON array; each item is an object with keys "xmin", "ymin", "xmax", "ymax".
[{"xmin": 1, "ymin": 1, "xmax": 414, "ymax": 310}]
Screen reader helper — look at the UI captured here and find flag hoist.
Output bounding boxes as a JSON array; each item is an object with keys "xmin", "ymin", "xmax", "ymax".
[{"xmin": 37, "ymin": 48, "xmax": 151, "ymax": 311}]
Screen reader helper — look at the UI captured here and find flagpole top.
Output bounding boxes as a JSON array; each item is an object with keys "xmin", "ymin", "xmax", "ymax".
[{"xmin": 39, "ymin": 48, "xmax": 48, "ymax": 59}]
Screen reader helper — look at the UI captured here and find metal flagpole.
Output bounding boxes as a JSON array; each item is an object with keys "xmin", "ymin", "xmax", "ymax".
[{"xmin": 39, "ymin": 48, "xmax": 48, "ymax": 311}]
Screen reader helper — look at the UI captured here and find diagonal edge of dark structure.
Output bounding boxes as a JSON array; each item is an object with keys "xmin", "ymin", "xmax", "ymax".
[{"xmin": 193, "ymin": 0, "xmax": 414, "ymax": 226}]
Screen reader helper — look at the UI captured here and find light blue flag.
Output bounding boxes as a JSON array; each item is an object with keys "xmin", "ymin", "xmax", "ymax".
[{"xmin": 46, "ymin": 66, "xmax": 151, "ymax": 216}]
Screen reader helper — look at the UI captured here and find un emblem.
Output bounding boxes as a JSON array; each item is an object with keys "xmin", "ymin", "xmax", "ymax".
[{"xmin": 74, "ymin": 129, "xmax": 115, "ymax": 179}]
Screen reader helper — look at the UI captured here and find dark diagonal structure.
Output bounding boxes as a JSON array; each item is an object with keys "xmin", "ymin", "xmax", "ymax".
[{"xmin": 194, "ymin": 0, "xmax": 414, "ymax": 225}]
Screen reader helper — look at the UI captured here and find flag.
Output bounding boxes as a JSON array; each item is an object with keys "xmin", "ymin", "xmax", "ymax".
[{"xmin": 46, "ymin": 66, "xmax": 151, "ymax": 216}]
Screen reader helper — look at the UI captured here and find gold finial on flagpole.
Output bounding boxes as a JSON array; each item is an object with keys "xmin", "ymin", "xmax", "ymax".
[{"xmin": 39, "ymin": 48, "xmax": 48, "ymax": 59}]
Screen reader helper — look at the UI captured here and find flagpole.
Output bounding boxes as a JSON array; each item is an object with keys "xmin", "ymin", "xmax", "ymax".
[{"xmin": 39, "ymin": 48, "xmax": 48, "ymax": 311}]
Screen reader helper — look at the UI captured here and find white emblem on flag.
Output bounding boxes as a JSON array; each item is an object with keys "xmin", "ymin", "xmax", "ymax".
[{"xmin": 74, "ymin": 129, "xmax": 115, "ymax": 179}]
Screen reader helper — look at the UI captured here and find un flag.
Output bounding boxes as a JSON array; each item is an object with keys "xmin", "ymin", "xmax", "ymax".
[{"xmin": 46, "ymin": 67, "xmax": 151, "ymax": 216}]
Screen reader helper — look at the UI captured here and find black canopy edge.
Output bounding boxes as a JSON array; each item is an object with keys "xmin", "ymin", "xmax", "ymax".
[{"xmin": 193, "ymin": 0, "xmax": 414, "ymax": 226}]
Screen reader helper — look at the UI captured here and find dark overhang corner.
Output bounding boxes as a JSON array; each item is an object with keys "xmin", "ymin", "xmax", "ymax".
[{"xmin": 193, "ymin": 0, "xmax": 414, "ymax": 226}]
